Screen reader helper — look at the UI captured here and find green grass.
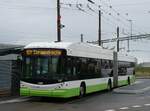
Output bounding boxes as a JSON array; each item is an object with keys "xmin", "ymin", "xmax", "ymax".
[{"xmin": 135, "ymin": 67, "xmax": 150, "ymax": 77}]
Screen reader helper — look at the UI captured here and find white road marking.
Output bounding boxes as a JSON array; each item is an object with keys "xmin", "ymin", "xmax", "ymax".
[
  {"xmin": 144, "ymin": 104, "xmax": 150, "ymax": 106},
  {"xmin": 105, "ymin": 103, "xmax": 150, "ymax": 111},
  {"xmin": 0, "ymin": 97, "xmax": 30, "ymax": 105},
  {"xmin": 132, "ymin": 105, "xmax": 142, "ymax": 108},
  {"xmin": 105, "ymin": 109, "xmax": 116, "ymax": 111},
  {"xmin": 119, "ymin": 107, "xmax": 129, "ymax": 110},
  {"xmin": 134, "ymin": 81, "xmax": 143, "ymax": 84},
  {"xmin": 114, "ymin": 86, "xmax": 150, "ymax": 94}
]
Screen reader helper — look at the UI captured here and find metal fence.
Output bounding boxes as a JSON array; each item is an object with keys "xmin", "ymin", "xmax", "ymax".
[
  {"xmin": 0, "ymin": 61, "xmax": 12, "ymax": 96},
  {"xmin": 0, "ymin": 60, "xmax": 21, "ymax": 96}
]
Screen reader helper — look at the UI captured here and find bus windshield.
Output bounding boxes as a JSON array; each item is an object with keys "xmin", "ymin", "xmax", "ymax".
[
  {"xmin": 22, "ymin": 56, "xmax": 64, "ymax": 84},
  {"xmin": 21, "ymin": 48, "xmax": 66, "ymax": 84}
]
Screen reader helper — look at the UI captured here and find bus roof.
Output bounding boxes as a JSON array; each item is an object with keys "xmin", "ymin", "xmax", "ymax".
[{"xmin": 24, "ymin": 42, "xmax": 136, "ymax": 63}]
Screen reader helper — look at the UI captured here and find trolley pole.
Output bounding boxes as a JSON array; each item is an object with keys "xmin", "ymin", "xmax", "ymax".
[
  {"xmin": 98, "ymin": 10, "xmax": 101, "ymax": 46},
  {"xmin": 57, "ymin": 0, "xmax": 61, "ymax": 42}
]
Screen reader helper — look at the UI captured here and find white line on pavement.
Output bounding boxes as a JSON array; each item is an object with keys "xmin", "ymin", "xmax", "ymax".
[
  {"xmin": 105, "ymin": 109, "xmax": 116, "ymax": 111},
  {"xmin": 119, "ymin": 107, "xmax": 129, "ymax": 110},
  {"xmin": 0, "ymin": 97, "xmax": 30, "ymax": 105},
  {"xmin": 132, "ymin": 105, "xmax": 142, "ymax": 108},
  {"xmin": 114, "ymin": 86, "xmax": 150, "ymax": 94},
  {"xmin": 144, "ymin": 104, "xmax": 150, "ymax": 106},
  {"xmin": 105, "ymin": 103, "xmax": 150, "ymax": 111},
  {"xmin": 134, "ymin": 81, "xmax": 143, "ymax": 84}
]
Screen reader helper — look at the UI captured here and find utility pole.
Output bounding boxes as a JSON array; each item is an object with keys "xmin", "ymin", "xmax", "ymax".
[
  {"xmin": 57, "ymin": 0, "xmax": 61, "ymax": 42},
  {"xmin": 117, "ymin": 26, "xmax": 119, "ymax": 52},
  {"xmin": 113, "ymin": 26, "xmax": 119, "ymax": 88},
  {"xmin": 81, "ymin": 34, "xmax": 84, "ymax": 42},
  {"xmin": 127, "ymin": 36, "xmax": 129, "ymax": 52},
  {"xmin": 98, "ymin": 10, "xmax": 101, "ymax": 46},
  {"xmin": 127, "ymin": 20, "xmax": 132, "ymax": 52},
  {"xmin": 113, "ymin": 51, "xmax": 118, "ymax": 88}
]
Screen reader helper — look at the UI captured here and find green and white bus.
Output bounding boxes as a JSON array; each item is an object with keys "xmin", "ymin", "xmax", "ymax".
[{"xmin": 20, "ymin": 42, "xmax": 136, "ymax": 98}]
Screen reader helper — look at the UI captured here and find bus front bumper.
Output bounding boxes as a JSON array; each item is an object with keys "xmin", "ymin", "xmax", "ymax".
[{"xmin": 20, "ymin": 88, "xmax": 79, "ymax": 98}]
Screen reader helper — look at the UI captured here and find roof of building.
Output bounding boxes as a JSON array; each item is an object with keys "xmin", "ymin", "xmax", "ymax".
[
  {"xmin": 0, "ymin": 43, "xmax": 23, "ymax": 49},
  {"xmin": 0, "ymin": 43, "xmax": 24, "ymax": 56}
]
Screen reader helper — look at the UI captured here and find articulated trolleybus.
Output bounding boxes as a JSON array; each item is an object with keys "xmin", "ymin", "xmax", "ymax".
[{"xmin": 20, "ymin": 42, "xmax": 136, "ymax": 98}]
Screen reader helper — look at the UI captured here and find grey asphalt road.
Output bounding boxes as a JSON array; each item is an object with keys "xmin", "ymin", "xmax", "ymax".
[{"xmin": 0, "ymin": 79, "xmax": 150, "ymax": 111}]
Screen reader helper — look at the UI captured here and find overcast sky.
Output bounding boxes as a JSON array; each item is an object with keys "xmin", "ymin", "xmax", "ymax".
[{"xmin": 1, "ymin": 0, "xmax": 150, "ymax": 63}]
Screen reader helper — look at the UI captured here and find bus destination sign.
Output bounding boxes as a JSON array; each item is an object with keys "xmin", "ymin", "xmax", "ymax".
[{"xmin": 25, "ymin": 49, "xmax": 62, "ymax": 56}]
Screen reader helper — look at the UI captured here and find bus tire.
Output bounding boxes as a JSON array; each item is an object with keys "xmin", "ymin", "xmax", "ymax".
[
  {"xmin": 79, "ymin": 83, "xmax": 86, "ymax": 98},
  {"xmin": 128, "ymin": 77, "xmax": 130, "ymax": 85},
  {"xmin": 107, "ymin": 80, "xmax": 112, "ymax": 91}
]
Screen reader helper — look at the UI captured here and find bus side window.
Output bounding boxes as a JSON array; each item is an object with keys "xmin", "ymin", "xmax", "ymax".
[
  {"xmin": 76, "ymin": 59, "xmax": 81, "ymax": 75},
  {"xmin": 94, "ymin": 60, "xmax": 101, "ymax": 78},
  {"xmin": 65, "ymin": 57, "xmax": 78, "ymax": 80},
  {"xmin": 66, "ymin": 57, "xmax": 72, "ymax": 75},
  {"xmin": 72, "ymin": 58, "xmax": 77, "ymax": 77}
]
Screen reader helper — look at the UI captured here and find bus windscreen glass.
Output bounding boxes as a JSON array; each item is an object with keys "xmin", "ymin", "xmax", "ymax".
[{"xmin": 21, "ymin": 49, "xmax": 65, "ymax": 84}]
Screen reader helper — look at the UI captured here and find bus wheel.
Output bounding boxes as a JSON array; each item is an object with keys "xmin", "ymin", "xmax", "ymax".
[
  {"xmin": 128, "ymin": 77, "xmax": 130, "ymax": 85},
  {"xmin": 107, "ymin": 80, "xmax": 112, "ymax": 91},
  {"xmin": 79, "ymin": 84, "xmax": 85, "ymax": 98}
]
